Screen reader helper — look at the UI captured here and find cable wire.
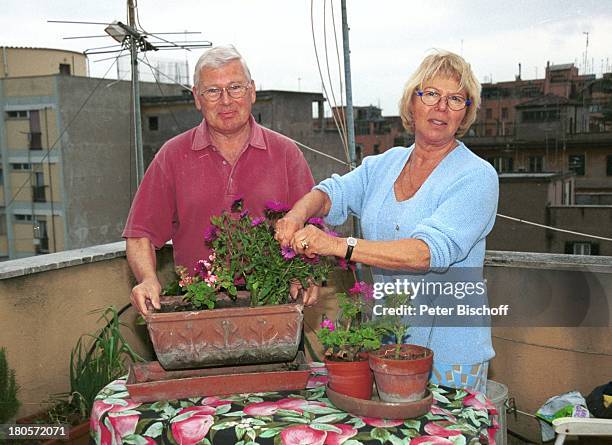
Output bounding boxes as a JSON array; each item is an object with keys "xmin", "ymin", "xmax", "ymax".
[{"xmin": 497, "ymin": 213, "xmax": 612, "ymax": 242}]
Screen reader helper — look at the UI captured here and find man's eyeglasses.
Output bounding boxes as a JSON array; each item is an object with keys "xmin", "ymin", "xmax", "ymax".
[
  {"xmin": 199, "ymin": 83, "xmax": 251, "ymax": 102},
  {"xmin": 416, "ymin": 89, "xmax": 471, "ymax": 111}
]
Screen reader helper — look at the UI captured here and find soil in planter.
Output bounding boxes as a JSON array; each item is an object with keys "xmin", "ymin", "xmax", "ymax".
[
  {"xmin": 379, "ymin": 347, "xmax": 431, "ymax": 361},
  {"xmin": 158, "ymin": 292, "xmax": 256, "ymax": 312}
]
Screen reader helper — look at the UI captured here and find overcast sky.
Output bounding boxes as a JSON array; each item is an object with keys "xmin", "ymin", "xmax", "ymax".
[{"xmin": 2, "ymin": 0, "xmax": 612, "ymax": 115}]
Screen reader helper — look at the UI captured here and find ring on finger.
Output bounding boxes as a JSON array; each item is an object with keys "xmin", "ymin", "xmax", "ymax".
[{"xmin": 300, "ymin": 239, "xmax": 309, "ymax": 249}]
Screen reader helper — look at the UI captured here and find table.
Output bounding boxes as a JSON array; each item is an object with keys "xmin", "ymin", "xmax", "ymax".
[{"xmin": 91, "ymin": 362, "xmax": 499, "ymax": 444}]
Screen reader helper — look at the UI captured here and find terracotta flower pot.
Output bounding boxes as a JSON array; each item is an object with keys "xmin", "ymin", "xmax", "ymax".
[
  {"xmin": 324, "ymin": 355, "xmax": 373, "ymax": 400},
  {"xmin": 369, "ymin": 344, "xmax": 433, "ymax": 403},
  {"xmin": 145, "ymin": 293, "xmax": 303, "ymax": 370}
]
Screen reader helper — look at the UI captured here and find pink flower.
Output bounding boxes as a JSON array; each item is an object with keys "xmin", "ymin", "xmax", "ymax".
[
  {"xmin": 204, "ymin": 226, "xmax": 218, "ymax": 243},
  {"xmin": 349, "ymin": 281, "xmax": 374, "ymax": 301},
  {"xmin": 307, "ymin": 375, "xmax": 329, "ymax": 388},
  {"xmin": 200, "ymin": 396, "xmax": 232, "ymax": 407},
  {"xmin": 462, "ymin": 392, "xmax": 496, "ymax": 413},
  {"xmin": 204, "ymin": 274, "xmax": 218, "ymax": 285},
  {"xmin": 251, "ymin": 216, "xmax": 265, "ymax": 226},
  {"xmin": 324, "ymin": 228, "xmax": 339, "ymax": 237},
  {"xmin": 244, "ymin": 401, "xmax": 280, "ymax": 416},
  {"xmin": 91, "ymin": 398, "xmax": 142, "ymax": 444},
  {"xmin": 410, "ymin": 436, "xmax": 454, "ymax": 445},
  {"xmin": 307, "ymin": 217, "xmax": 325, "ymax": 227},
  {"xmin": 430, "ymin": 404, "xmax": 457, "ymax": 422},
  {"xmin": 171, "ymin": 407, "xmax": 215, "ymax": 445},
  {"xmin": 361, "ymin": 417, "xmax": 404, "ymax": 427},
  {"xmin": 281, "ymin": 425, "xmax": 327, "ymax": 445},
  {"xmin": 325, "ymin": 424, "xmax": 358, "ymax": 445},
  {"xmin": 281, "ymin": 246, "xmax": 297, "ymax": 260},
  {"xmin": 108, "ymin": 412, "xmax": 140, "ymax": 444},
  {"xmin": 320, "ymin": 319, "xmax": 335, "ymax": 331},
  {"xmin": 265, "ymin": 200, "xmax": 291, "ymax": 213},
  {"xmin": 424, "ymin": 421, "xmax": 462, "ymax": 437}
]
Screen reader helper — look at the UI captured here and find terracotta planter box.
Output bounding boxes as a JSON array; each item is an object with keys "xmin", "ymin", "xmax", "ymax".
[{"xmin": 145, "ymin": 294, "xmax": 304, "ymax": 370}]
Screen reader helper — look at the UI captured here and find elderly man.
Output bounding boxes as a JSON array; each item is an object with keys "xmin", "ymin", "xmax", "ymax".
[{"xmin": 123, "ymin": 45, "xmax": 315, "ymax": 314}]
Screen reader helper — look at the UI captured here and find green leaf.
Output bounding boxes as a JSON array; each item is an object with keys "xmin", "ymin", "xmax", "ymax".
[
  {"xmin": 121, "ymin": 434, "xmax": 150, "ymax": 445},
  {"xmin": 388, "ymin": 434, "xmax": 405, "ymax": 445},
  {"xmin": 278, "ymin": 416, "xmax": 310, "ymax": 424},
  {"xmin": 248, "ymin": 396, "xmax": 265, "ymax": 403},
  {"xmin": 246, "ymin": 429, "xmax": 257, "ymax": 442},
  {"xmin": 342, "ymin": 441, "xmax": 364, "ymax": 445},
  {"xmin": 258, "ymin": 428, "xmax": 282, "ymax": 438},
  {"xmin": 346, "ymin": 417, "xmax": 366, "ymax": 429},
  {"xmin": 275, "ymin": 408, "xmax": 303, "ymax": 417},
  {"xmin": 400, "ymin": 428, "xmax": 420, "ymax": 438},
  {"xmin": 210, "ymin": 421, "xmax": 237, "ymax": 431},
  {"xmin": 309, "ymin": 423, "xmax": 343, "ymax": 433},
  {"xmin": 404, "ymin": 419, "xmax": 421, "ymax": 430},
  {"xmin": 312, "ymin": 413, "xmax": 348, "ymax": 423},
  {"xmin": 150, "ymin": 401, "xmax": 169, "ymax": 412},
  {"xmin": 215, "ymin": 404, "xmax": 233, "ymax": 415},
  {"xmin": 449, "ymin": 434, "xmax": 467, "ymax": 445},
  {"xmin": 432, "ymin": 391, "xmax": 451, "ymax": 404},
  {"xmin": 222, "ymin": 410, "xmax": 245, "ymax": 417},
  {"xmin": 169, "ymin": 410, "xmax": 198, "ymax": 423},
  {"xmin": 300, "ymin": 405, "xmax": 343, "ymax": 414},
  {"xmin": 370, "ymin": 427, "xmax": 390, "ymax": 443},
  {"xmin": 143, "ymin": 422, "xmax": 164, "ymax": 438},
  {"xmin": 235, "ymin": 426, "xmax": 247, "ymax": 440}
]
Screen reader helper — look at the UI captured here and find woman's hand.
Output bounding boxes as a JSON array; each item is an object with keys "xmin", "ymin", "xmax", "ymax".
[
  {"xmin": 291, "ymin": 224, "xmax": 344, "ymax": 258},
  {"xmin": 275, "ymin": 213, "xmax": 305, "ymax": 247}
]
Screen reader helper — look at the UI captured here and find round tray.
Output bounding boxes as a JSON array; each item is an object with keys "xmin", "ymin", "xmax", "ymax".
[{"xmin": 326, "ymin": 385, "xmax": 433, "ymax": 419}]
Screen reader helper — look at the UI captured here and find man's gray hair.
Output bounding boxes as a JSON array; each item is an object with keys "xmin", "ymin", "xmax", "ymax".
[{"xmin": 193, "ymin": 45, "xmax": 252, "ymax": 86}]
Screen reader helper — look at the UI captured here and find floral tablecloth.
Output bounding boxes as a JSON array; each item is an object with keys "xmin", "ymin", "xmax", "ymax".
[{"xmin": 91, "ymin": 363, "xmax": 499, "ymax": 445}]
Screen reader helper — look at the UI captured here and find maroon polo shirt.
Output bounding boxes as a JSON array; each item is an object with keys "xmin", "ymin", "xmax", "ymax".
[{"xmin": 123, "ymin": 116, "xmax": 315, "ymax": 271}]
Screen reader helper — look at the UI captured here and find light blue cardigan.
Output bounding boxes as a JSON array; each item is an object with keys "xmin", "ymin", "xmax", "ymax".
[{"xmin": 316, "ymin": 142, "xmax": 499, "ymax": 364}]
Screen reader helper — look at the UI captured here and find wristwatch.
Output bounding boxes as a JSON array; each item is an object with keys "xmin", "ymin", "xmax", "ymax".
[{"xmin": 344, "ymin": 237, "xmax": 357, "ymax": 261}]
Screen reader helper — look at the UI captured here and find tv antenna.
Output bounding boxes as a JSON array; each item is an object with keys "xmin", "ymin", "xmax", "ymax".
[{"xmin": 49, "ymin": 0, "xmax": 212, "ymax": 185}]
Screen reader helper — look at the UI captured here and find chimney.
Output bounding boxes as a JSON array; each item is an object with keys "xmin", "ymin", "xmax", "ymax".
[{"xmin": 515, "ymin": 63, "xmax": 522, "ymax": 81}]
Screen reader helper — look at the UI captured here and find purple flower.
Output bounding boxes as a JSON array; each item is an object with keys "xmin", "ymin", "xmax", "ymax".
[
  {"xmin": 349, "ymin": 281, "xmax": 374, "ymax": 301},
  {"xmin": 251, "ymin": 216, "xmax": 265, "ymax": 227},
  {"xmin": 204, "ymin": 226, "xmax": 218, "ymax": 243},
  {"xmin": 325, "ymin": 229, "xmax": 339, "ymax": 237},
  {"xmin": 240, "ymin": 209, "xmax": 249, "ymax": 219},
  {"xmin": 337, "ymin": 258, "xmax": 356, "ymax": 271},
  {"xmin": 320, "ymin": 319, "xmax": 335, "ymax": 331},
  {"xmin": 264, "ymin": 200, "xmax": 291, "ymax": 213},
  {"xmin": 307, "ymin": 217, "xmax": 325, "ymax": 228},
  {"xmin": 281, "ymin": 245, "xmax": 297, "ymax": 260}
]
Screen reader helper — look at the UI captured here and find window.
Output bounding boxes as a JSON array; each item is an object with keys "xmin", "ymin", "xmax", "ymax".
[
  {"xmin": 29, "ymin": 132, "xmax": 42, "ymax": 150},
  {"xmin": 486, "ymin": 108, "xmax": 493, "ymax": 119},
  {"xmin": 148, "ymin": 116, "xmax": 159, "ymax": 131},
  {"xmin": 528, "ymin": 156, "xmax": 543, "ymax": 173},
  {"xmin": 32, "ymin": 172, "xmax": 46, "ymax": 202},
  {"xmin": 566, "ymin": 241, "xmax": 599, "ymax": 256},
  {"xmin": 501, "ymin": 107, "xmax": 508, "ymax": 120},
  {"xmin": 607, "ymin": 155, "xmax": 612, "ymax": 176},
  {"xmin": 11, "ymin": 163, "xmax": 31, "ymax": 170},
  {"xmin": 59, "ymin": 63, "xmax": 71, "ymax": 75},
  {"xmin": 14, "ymin": 214, "xmax": 33, "ymax": 222},
  {"xmin": 6, "ymin": 110, "xmax": 28, "ymax": 119},
  {"xmin": 489, "ymin": 156, "xmax": 513, "ymax": 173},
  {"xmin": 568, "ymin": 154, "xmax": 585, "ymax": 176},
  {"xmin": 34, "ymin": 220, "xmax": 49, "ymax": 254}
]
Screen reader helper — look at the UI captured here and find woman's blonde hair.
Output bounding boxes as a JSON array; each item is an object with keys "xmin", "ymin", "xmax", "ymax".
[{"xmin": 399, "ymin": 49, "xmax": 481, "ymax": 137}]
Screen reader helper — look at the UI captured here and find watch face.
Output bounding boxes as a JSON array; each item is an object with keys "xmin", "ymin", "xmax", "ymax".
[{"xmin": 347, "ymin": 237, "xmax": 357, "ymax": 247}]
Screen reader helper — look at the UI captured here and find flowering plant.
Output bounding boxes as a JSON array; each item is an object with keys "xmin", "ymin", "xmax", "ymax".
[
  {"xmin": 176, "ymin": 198, "xmax": 332, "ymax": 309},
  {"xmin": 316, "ymin": 281, "xmax": 385, "ymax": 361}
]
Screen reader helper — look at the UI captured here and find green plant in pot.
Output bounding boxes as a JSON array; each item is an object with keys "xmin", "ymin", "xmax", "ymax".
[
  {"xmin": 0, "ymin": 347, "xmax": 20, "ymax": 425},
  {"xmin": 369, "ymin": 293, "xmax": 434, "ymax": 403},
  {"xmin": 29, "ymin": 306, "xmax": 143, "ymax": 444},
  {"xmin": 147, "ymin": 198, "xmax": 333, "ymax": 370},
  {"xmin": 317, "ymin": 282, "xmax": 385, "ymax": 400}
]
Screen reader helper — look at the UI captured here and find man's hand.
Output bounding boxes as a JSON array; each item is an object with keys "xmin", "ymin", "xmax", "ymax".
[
  {"xmin": 130, "ymin": 277, "xmax": 162, "ymax": 315},
  {"xmin": 290, "ymin": 280, "xmax": 320, "ymax": 306},
  {"xmin": 275, "ymin": 213, "xmax": 305, "ymax": 247}
]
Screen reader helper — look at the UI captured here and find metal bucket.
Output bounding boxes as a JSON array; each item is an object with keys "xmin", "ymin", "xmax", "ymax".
[{"xmin": 486, "ymin": 379, "xmax": 508, "ymax": 445}]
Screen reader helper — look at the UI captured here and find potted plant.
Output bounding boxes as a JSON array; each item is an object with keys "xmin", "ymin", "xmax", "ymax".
[
  {"xmin": 317, "ymin": 282, "xmax": 385, "ymax": 400},
  {"xmin": 368, "ymin": 294, "xmax": 434, "ymax": 403},
  {"xmin": 145, "ymin": 198, "xmax": 333, "ymax": 370},
  {"xmin": 17, "ymin": 306, "xmax": 142, "ymax": 445}
]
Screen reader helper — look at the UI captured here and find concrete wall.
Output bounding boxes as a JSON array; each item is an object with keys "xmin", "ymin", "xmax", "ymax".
[
  {"xmin": 484, "ymin": 251, "xmax": 612, "ymax": 442},
  {"xmin": 0, "ymin": 242, "xmax": 175, "ymax": 417},
  {"xmin": 549, "ymin": 205, "xmax": 612, "ymax": 256},
  {"xmin": 0, "ymin": 47, "xmax": 87, "ymax": 78}
]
